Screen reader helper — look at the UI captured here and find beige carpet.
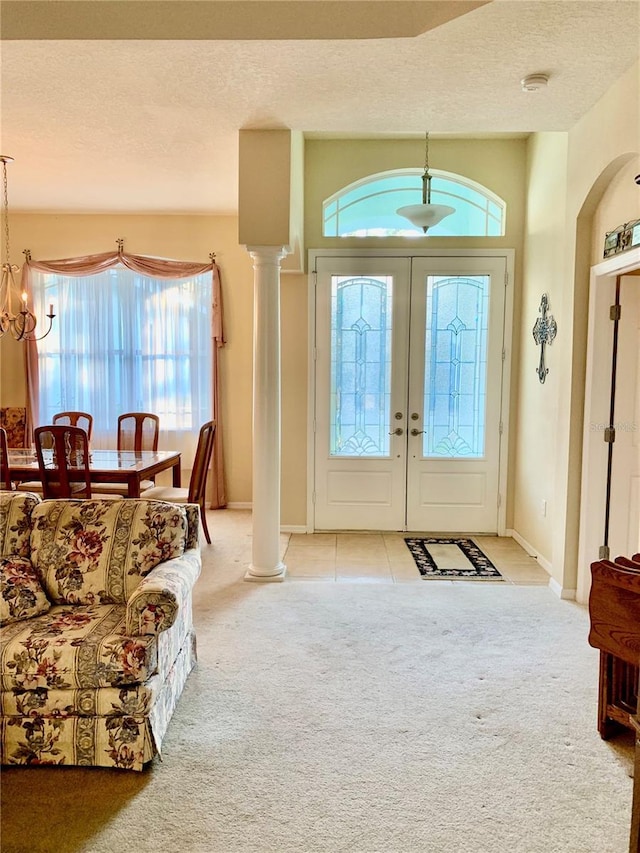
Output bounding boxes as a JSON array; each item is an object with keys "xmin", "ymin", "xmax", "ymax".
[{"xmin": 0, "ymin": 510, "xmax": 635, "ymax": 853}]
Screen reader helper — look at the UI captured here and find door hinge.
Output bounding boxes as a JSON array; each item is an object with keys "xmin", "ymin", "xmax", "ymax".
[
  {"xmin": 313, "ymin": 347, "xmax": 318, "ymax": 362},
  {"xmin": 504, "ymin": 271, "xmax": 509, "ymax": 286},
  {"xmin": 312, "ymin": 491, "xmax": 316, "ymax": 504},
  {"xmin": 497, "ymin": 493, "xmax": 502, "ymax": 508},
  {"xmin": 498, "ymin": 421, "xmax": 504, "ymax": 435},
  {"xmin": 501, "ymin": 347, "xmax": 506, "ymax": 362},
  {"xmin": 312, "ymin": 419, "xmax": 317, "ymax": 434},
  {"xmin": 610, "ymin": 304, "xmax": 621, "ymax": 321},
  {"xmin": 604, "ymin": 426, "xmax": 615, "ymax": 443}
]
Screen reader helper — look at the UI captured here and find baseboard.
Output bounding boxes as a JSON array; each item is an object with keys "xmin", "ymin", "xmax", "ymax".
[
  {"xmin": 548, "ymin": 576, "xmax": 577, "ymax": 601},
  {"xmin": 506, "ymin": 528, "xmax": 552, "ymax": 572},
  {"xmin": 225, "ymin": 502, "xmax": 252, "ymax": 510},
  {"xmin": 506, "ymin": 528, "xmax": 576, "ymax": 600}
]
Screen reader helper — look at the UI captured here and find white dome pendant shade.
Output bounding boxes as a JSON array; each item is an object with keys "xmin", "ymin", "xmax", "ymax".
[{"xmin": 396, "ymin": 132, "xmax": 455, "ymax": 234}]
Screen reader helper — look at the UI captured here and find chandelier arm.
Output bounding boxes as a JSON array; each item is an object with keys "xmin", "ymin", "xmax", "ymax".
[{"xmin": 0, "ymin": 155, "xmax": 56, "ymax": 341}]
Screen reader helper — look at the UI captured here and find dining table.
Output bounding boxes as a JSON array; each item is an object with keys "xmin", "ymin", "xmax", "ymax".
[{"xmin": 7, "ymin": 447, "xmax": 181, "ymax": 498}]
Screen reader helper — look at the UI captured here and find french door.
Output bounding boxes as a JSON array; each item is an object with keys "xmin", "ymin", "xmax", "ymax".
[{"xmin": 312, "ymin": 253, "xmax": 510, "ymax": 532}]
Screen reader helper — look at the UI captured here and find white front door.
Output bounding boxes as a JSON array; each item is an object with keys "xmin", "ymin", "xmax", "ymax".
[
  {"xmin": 313, "ymin": 253, "xmax": 509, "ymax": 532},
  {"xmin": 313, "ymin": 256, "xmax": 411, "ymax": 530},
  {"xmin": 405, "ymin": 257, "xmax": 507, "ymax": 531}
]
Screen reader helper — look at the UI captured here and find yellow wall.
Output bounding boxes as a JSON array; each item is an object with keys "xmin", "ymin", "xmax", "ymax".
[
  {"xmin": 239, "ymin": 129, "xmax": 292, "ymax": 247},
  {"xmin": 305, "ymin": 136, "xmax": 527, "ymax": 253},
  {"xmin": 514, "ymin": 133, "xmax": 568, "ymax": 568},
  {"xmin": 591, "ymin": 159, "xmax": 640, "ymax": 264},
  {"xmin": 516, "ymin": 60, "xmax": 639, "ymax": 594}
]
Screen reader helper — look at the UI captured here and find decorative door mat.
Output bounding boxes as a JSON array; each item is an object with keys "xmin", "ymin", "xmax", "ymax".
[{"xmin": 404, "ymin": 537, "xmax": 503, "ymax": 580}]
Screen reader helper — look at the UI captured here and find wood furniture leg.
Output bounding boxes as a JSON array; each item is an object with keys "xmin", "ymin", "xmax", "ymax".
[{"xmin": 629, "ymin": 715, "xmax": 640, "ymax": 853}]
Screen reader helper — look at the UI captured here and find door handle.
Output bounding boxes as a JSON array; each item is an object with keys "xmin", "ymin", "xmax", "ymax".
[
  {"xmin": 388, "ymin": 427, "xmax": 404, "ymax": 436},
  {"xmin": 410, "ymin": 428, "xmax": 425, "ymax": 436}
]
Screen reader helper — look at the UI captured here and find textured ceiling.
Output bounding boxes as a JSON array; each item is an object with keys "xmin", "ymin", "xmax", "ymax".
[{"xmin": 1, "ymin": 0, "xmax": 639, "ymax": 213}]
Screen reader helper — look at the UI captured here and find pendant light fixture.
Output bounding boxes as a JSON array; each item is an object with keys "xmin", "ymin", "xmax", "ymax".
[
  {"xmin": 396, "ymin": 132, "xmax": 455, "ymax": 233},
  {"xmin": 0, "ymin": 155, "xmax": 55, "ymax": 341}
]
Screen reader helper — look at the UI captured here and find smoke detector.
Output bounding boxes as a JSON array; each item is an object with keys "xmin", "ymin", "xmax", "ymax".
[{"xmin": 521, "ymin": 73, "xmax": 549, "ymax": 92}]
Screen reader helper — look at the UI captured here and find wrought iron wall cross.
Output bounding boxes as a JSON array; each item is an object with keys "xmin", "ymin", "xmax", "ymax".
[{"xmin": 532, "ymin": 293, "xmax": 557, "ymax": 384}]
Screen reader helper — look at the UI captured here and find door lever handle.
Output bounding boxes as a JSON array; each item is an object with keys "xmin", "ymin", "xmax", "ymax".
[
  {"xmin": 388, "ymin": 427, "xmax": 404, "ymax": 436},
  {"xmin": 410, "ymin": 428, "xmax": 425, "ymax": 436}
]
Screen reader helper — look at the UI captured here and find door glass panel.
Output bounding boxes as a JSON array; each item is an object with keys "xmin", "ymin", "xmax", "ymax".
[
  {"xmin": 330, "ymin": 275, "xmax": 393, "ymax": 456},
  {"xmin": 423, "ymin": 275, "xmax": 489, "ymax": 457}
]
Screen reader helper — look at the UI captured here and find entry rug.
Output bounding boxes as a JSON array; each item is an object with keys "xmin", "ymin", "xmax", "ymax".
[{"xmin": 404, "ymin": 537, "xmax": 503, "ymax": 580}]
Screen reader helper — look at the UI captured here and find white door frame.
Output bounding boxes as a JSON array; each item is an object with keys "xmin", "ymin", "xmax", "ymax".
[
  {"xmin": 577, "ymin": 246, "xmax": 640, "ymax": 604},
  {"xmin": 307, "ymin": 248, "xmax": 515, "ymax": 534}
]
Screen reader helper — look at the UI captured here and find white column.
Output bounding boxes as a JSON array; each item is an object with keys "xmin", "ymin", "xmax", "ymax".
[{"xmin": 245, "ymin": 245, "xmax": 288, "ymax": 581}]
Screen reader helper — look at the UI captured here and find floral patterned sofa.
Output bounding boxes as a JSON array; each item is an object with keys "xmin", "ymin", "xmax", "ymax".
[{"xmin": 0, "ymin": 491, "xmax": 201, "ymax": 770}]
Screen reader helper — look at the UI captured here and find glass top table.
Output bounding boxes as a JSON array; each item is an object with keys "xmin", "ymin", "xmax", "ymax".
[{"xmin": 7, "ymin": 448, "xmax": 181, "ymax": 498}]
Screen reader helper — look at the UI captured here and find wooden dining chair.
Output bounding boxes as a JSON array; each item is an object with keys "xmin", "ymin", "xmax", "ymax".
[
  {"xmin": 95, "ymin": 412, "xmax": 160, "ymax": 496},
  {"xmin": 34, "ymin": 424, "xmax": 92, "ymax": 499},
  {"xmin": 0, "ymin": 427, "xmax": 13, "ymax": 490},
  {"xmin": 140, "ymin": 420, "xmax": 216, "ymax": 544},
  {"xmin": 53, "ymin": 411, "xmax": 94, "ymax": 442},
  {"xmin": 118, "ymin": 412, "xmax": 159, "ymax": 452}
]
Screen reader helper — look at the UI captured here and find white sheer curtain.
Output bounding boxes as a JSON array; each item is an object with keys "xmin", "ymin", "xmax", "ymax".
[{"xmin": 30, "ymin": 265, "xmax": 212, "ymax": 471}]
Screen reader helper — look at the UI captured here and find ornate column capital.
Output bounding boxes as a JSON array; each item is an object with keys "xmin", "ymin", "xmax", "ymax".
[{"xmin": 245, "ymin": 245, "xmax": 290, "ymax": 267}]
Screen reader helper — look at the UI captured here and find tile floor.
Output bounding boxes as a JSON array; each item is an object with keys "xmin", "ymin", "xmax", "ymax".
[{"xmin": 282, "ymin": 530, "xmax": 550, "ymax": 585}]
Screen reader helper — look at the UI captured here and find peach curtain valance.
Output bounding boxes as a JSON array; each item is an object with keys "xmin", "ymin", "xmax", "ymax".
[{"xmin": 22, "ymin": 250, "xmax": 226, "ymax": 509}]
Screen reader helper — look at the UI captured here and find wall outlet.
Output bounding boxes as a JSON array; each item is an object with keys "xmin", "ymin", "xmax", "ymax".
[{"xmin": 541, "ymin": 499, "xmax": 547, "ymax": 517}]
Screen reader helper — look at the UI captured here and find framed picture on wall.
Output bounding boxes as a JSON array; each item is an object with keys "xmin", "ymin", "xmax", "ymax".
[
  {"xmin": 603, "ymin": 228, "xmax": 621, "ymax": 257},
  {"xmin": 604, "ymin": 219, "xmax": 640, "ymax": 258}
]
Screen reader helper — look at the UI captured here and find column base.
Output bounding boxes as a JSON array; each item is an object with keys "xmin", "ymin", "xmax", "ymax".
[{"xmin": 244, "ymin": 563, "xmax": 287, "ymax": 583}]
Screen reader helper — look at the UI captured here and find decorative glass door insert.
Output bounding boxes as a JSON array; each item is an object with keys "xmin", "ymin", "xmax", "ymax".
[
  {"xmin": 423, "ymin": 275, "xmax": 489, "ymax": 458},
  {"xmin": 330, "ymin": 276, "xmax": 393, "ymax": 457}
]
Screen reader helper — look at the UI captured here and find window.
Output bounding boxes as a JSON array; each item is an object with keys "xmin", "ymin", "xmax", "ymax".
[
  {"xmin": 323, "ymin": 169, "xmax": 505, "ymax": 238},
  {"xmin": 31, "ymin": 265, "xmax": 212, "ymax": 460}
]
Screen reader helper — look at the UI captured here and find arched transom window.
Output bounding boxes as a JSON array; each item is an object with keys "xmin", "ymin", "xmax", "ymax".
[{"xmin": 323, "ymin": 169, "xmax": 506, "ymax": 237}]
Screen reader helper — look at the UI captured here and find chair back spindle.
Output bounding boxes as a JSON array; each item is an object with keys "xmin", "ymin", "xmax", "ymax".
[{"xmin": 34, "ymin": 425, "xmax": 92, "ymax": 499}]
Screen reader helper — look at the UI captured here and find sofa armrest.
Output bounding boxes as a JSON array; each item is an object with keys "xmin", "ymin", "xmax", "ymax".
[
  {"xmin": 126, "ymin": 549, "xmax": 201, "ymax": 636},
  {"xmin": 183, "ymin": 503, "xmax": 200, "ymax": 551}
]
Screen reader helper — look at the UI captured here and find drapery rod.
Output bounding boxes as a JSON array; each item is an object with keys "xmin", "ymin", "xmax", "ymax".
[
  {"xmin": 115, "ymin": 237, "xmax": 215, "ymax": 260},
  {"xmin": 20, "ymin": 243, "xmax": 216, "ymax": 262}
]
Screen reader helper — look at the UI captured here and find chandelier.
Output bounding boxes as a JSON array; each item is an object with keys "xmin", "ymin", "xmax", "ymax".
[
  {"xmin": 396, "ymin": 132, "xmax": 455, "ymax": 233},
  {"xmin": 0, "ymin": 155, "xmax": 55, "ymax": 341}
]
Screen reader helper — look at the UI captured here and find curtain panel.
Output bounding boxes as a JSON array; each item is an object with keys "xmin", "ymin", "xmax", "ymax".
[{"xmin": 22, "ymin": 250, "xmax": 227, "ymax": 509}]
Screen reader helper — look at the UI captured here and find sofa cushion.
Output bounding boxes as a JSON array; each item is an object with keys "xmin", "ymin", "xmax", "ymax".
[
  {"xmin": 0, "ymin": 603, "xmax": 158, "ymax": 690},
  {"xmin": 31, "ymin": 499, "xmax": 187, "ymax": 605},
  {"xmin": 0, "ymin": 491, "xmax": 41, "ymax": 559},
  {"xmin": 0, "ymin": 670, "xmax": 165, "ymax": 718},
  {"xmin": 0, "ymin": 556, "xmax": 51, "ymax": 625}
]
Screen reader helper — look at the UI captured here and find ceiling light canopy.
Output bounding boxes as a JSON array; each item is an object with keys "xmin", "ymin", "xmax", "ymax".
[{"xmin": 396, "ymin": 132, "xmax": 455, "ymax": 234}]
